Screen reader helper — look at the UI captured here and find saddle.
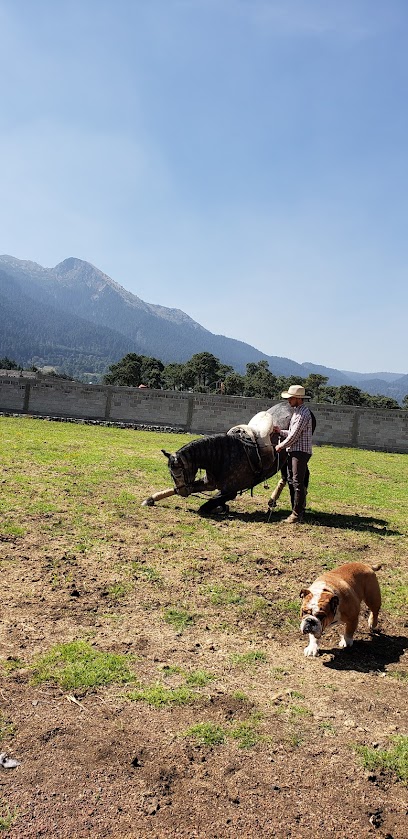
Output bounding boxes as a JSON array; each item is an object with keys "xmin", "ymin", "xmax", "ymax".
[
  {"xmin": 228, "ymin": 410, "xmax": 277, "ymax": 477},
  {"xmin": 227, "ymin": 424, "xmax": 263, "ymax": 475}
]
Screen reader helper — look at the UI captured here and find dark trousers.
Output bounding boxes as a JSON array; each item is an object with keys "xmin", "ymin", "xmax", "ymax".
[{"xmin": 286, "ymin": 451, "xmax": 311, "ymax": 518}]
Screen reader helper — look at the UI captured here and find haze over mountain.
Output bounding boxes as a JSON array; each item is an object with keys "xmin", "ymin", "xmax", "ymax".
[{"xmin": 0, "ymin": 255, "xmax": 406, "ymax": 402}]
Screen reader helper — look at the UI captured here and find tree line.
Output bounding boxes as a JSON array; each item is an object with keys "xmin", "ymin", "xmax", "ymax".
[
  {"xmin": 1, "ymin": 352, "xmax": 406, "ymax": 408},
  {"xmin": 102, "ymin": 352, "xmax": 407, "ymax": 409}
]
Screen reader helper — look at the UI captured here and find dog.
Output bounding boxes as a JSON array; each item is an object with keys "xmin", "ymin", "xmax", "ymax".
[{"xmin": 300, "ymin": 562, "xmax": 381, "ymax": 657}]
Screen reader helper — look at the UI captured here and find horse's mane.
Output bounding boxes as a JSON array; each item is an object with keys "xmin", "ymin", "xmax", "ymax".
[{"xmin": 176, "ymin": 434, "xmax": 236, "ymax": 472}]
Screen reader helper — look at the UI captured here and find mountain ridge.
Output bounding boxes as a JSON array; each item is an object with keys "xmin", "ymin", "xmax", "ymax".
[{"xmin": 0, "ymin": 255, "xmax": 406, "ymax": 401}]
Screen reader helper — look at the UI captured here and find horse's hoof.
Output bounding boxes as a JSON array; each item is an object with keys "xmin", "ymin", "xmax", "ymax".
[
  {"xmin": 142, "ymin": 497, "xmax": 155, "ymax": 507},
  {"xmin": 213, "ymin": 504, "xmax": 229, "ymax": 516}
]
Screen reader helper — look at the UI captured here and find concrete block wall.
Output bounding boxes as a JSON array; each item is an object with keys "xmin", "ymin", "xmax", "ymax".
[
  {"xmin": 1, "ymin": 376, "xmax": 407, "ymax": 453},
  {"xmin": 28, "ymin": 380, "xmax": 108, "ymax": 419},
  {"xmin": 109, "ymin": 388, "xmax": 192, "ymax": 427}
]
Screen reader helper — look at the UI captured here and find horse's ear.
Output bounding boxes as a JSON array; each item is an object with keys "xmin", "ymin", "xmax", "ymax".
[{"xmin": 161, "ymin": 449, "xmax": 171, "ymax": 460}]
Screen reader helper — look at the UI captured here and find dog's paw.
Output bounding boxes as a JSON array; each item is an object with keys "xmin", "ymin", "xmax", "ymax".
[
  {"xmin": 338, "ymin": 635, "xmax": 353, "ymax": 648},
  {"xmin": 304, "ymin": 643, "xmax": 319, "ymax": 657}
]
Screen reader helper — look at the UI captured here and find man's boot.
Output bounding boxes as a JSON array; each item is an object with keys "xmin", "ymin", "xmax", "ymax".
[{"xmin": 283, "ymin": 511, "xmax": 301, "ymax": 524}]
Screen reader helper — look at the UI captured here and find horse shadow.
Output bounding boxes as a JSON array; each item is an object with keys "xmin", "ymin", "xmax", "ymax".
[
  {"xmin": 203, "ymin": 505, "xmax": 401, "ymax": 535},
  {"xmin": 321, "ymin": 632, "xmax": 408, "ymax": 674},
  {"xmin": 302, "ymin": 510, "xmax": 402, "ymax": 536}
]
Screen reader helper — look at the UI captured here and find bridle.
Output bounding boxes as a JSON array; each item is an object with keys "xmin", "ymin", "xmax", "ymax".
[{"xmin": 168, "ymin": 452, "xmax": 196, "ymax": 497}]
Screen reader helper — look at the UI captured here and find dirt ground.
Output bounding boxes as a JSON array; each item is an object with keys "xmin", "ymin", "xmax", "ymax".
[{"xmin": 1, "ymin": 488, "xmax": 407, "ymax": 838}]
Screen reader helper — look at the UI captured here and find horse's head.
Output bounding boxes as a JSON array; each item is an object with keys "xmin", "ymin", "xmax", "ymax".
[{"xmin": 162, "ymin": 449, "xmax": 194, "ymax": 497}]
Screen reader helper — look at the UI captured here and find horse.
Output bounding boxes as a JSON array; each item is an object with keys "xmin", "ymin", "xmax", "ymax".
[{"xmin": 142, "ymin": 403, "xmax": 292, "ymax": 515}]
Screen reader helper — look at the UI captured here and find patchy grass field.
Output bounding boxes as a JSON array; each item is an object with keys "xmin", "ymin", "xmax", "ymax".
[{"xmin": 0, "ymin": 415, "xmax": 407, "ymax": 838}]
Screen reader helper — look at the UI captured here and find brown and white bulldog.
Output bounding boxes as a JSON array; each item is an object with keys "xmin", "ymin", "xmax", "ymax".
[{"xmin": 300, "ymin": 562, "xmax": 381, "ymax": 657}]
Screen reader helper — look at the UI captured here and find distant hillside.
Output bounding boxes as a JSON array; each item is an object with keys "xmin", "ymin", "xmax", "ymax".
[
  {"xmin": 301, "ymin": 361, "xmax": 407, "ymax": 403},
  {"xmin": 0, "ymin": 254, "xmax": 406, "ymax": 401},
  {"xmin": 0, "ymin": 265, "xmax": 142, "ymax": 375}
]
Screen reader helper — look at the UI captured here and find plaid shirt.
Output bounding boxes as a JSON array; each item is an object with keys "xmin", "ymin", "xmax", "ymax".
[{"xmin": 279, "ymin": 404, "xmax": 313, "ymax": 454}]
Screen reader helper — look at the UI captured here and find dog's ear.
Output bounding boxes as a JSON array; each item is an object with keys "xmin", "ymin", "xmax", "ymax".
[
  {"xmin": 161, "ymin": 449, "xmax": 171, "ymax": 460},
  {"xmin": 330, "ymin": 595, "xmax": 339, "ymax": 612},
  {"xmin": 300, "ymin": 588, "xmax": 310, "ymax": 599}
]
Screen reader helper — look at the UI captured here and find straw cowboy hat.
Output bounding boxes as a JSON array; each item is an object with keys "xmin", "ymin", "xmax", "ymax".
[{"xmin": 281, "ymin": 385, "xmax": 311, "ymax": 399}]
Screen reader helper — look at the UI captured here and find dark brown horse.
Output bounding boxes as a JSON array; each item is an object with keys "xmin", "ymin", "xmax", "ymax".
[{"xmin": 142, "ymin": 403, "xmax": 292, "ymax": 515}]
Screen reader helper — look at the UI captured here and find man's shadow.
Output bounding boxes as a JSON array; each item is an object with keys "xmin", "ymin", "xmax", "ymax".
[{"xmin": 321, "ymin": 632, "xmax": 408, "ymax": 673}]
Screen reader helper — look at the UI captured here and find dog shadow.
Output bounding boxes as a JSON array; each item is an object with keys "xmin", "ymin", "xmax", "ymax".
[{"xmin": 321, "ymin": 632, "xmax": 408, "ymax": 673}]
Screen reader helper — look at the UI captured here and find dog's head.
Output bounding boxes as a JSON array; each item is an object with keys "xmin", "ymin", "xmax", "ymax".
[{"xmin": 299, "ymin": 588, "xmax": 339, "ymax": 638}]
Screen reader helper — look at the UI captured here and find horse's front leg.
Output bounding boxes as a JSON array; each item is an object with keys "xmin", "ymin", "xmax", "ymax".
[
  {"xmin": 198, "ymin": 491, "xmax": 237, "ymax": 516},
  {"xmin": 142, "ymin": 488, "xmax": 176, "ymax": 506},
  {"xmin": 268, "ymin": 476, "xmax": 287, "ymax": 508},
  {"xmin": 190, "ymin": 475, "xmax": 217, "ymax": 493}
]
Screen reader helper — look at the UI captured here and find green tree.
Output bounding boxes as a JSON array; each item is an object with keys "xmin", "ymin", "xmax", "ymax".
[
  {"xmin": 304, "ymin": 374, "xmax": 328, "ymax": 402},
  {"xmin": 162, "ymin": 363, "xmax": 191, "ymax": 391},
  {"xmin": 334, "ymin": 385, "xmax": 366, "ymax": 406},
  {"xmin": 0, "ymin": 356, "xmax": 21, "ymax": 370},
  {"xmin": 244, "ymin": 361, "xmax": 278, "ymax": 398},
  {"xmin": 104, "ymin": 353, "xmax": 163, "ymax": 387},
  {"xmin": 223, "ymin": 372, "xmax": 246, "ymax": 395},
  {"xmin": 185, "ymin": 353, "xmax": 227, "ymax": 392},
  {"xmin": 140, "ymin": 357, "xmax": 164, "ymax": 388},
  {"xmin": 322, "ymin": 386, "xmax": 338, "ymax": 403},
  {"xmin": 402, "ymin": 394, "xmax": 408, "ymax": 409},
  {"xmin": 365, "ymin": 394, "xmax": 400, "ymax": 410}
]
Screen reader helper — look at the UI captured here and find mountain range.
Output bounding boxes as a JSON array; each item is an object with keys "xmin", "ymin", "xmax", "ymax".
[{"xmin": 0, "ymin": 254, "xmax": 407, "ymax": 403}]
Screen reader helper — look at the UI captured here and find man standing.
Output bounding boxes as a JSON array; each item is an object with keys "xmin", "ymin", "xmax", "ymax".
[{"xmin": 273, "ymin": 385, "xmax": 313, "ymax": 524}]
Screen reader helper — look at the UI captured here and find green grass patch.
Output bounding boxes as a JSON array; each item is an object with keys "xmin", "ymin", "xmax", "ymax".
[
  {"xmin": 125, "ymin": 683, "xmax": 195, "ymax": 707},
  {"xmin": 230, "ymin": 719, "xmax": 261, "ymax": 749},
  {"xmin": 163, "ymin": 607, "xmax": 195, "ymax": 632},
  {"xmin": 106, "ymin": 582, "xmax": 133, "ymax": 600},
  {"xmin": 381, "ymin": 579, "xmax": 408, "ymax": 617},
  {"xmin": 184, "ymin": 716, "xmax": 262, "ymax": 749},
  {"xmin": 161, "ymin": 664, "xmax": 185, "ymax": 677},
  {"xmin": 30, "ymin": 641, "xmax": 135, "ymax": 691},
  {"xmin": 319, "ymin": 721, "xmax": 337, "ymax": 735},
  {"xmin": 0, "ymin": 713, "xmax": 15, "ymax": 740},
  {"xmin": 232, "ymin": 690, "xmax": 250, "ymax": 702},
  {"xmin": 0, "ymin": 657, "xmax": 24, "ymax": 675},
  {"xmin": 206, "ymin": 584, "xmax": 245, "ymax": 606},
  {"xmin": 131, "ymin": 561, "xmax": 163, "ymax": 584},
  {"xmin": 0, "ymin": 800, "xmax": 18, "ymax": 832},
  {"xmin": 231, "ymin": 650, "xmax": 267, "ymax": 667},
  {"xmin": 185, "ymin": 669, "xmax": 215, "ymax": 687},
  {"xmin": 184, "ymin": 722, "xmax": 226, "ymax": 746},
  {"xmin": 387, "ymin": 669, "xmax": 408, "ymax": 682},
  {"xmin": 355, "ymin": 736, "xmax": 408, "ymax": 783},
  {"xmin": 0, "ymin": 522, "xmax": 25, "ymax": 538}
]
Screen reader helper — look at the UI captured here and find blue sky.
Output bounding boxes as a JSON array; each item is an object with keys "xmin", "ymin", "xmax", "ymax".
[{"xmin": 1, "ymin": 0, "xmax": 407, "ymax": 374}]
